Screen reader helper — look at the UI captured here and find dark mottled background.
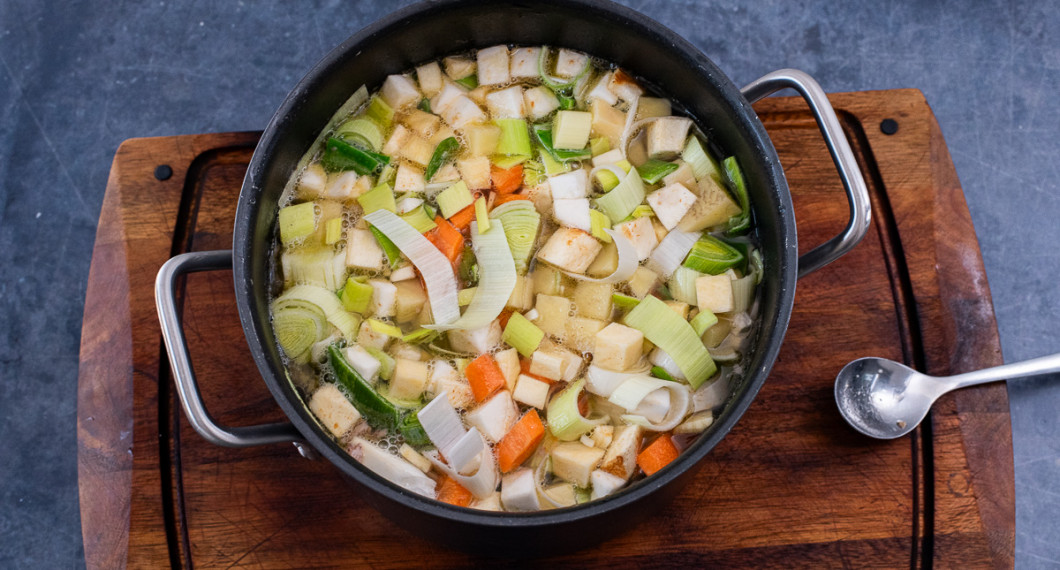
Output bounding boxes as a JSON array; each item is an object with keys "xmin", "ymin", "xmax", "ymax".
[{"xmin": 1, "ymin": 0, "xmax": 1057, "ymax": 567}]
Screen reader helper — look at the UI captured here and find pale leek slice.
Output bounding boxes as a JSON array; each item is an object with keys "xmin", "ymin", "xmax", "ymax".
[
  {"xmin": 593, "ymin": 166, "xmax": 645, "ymax": 223},
  {"xmin": 425, "ymin": 428, "xmax": 498, "ymax": 499},
  {"xmin": 363, "ymin": 210, "xmax": 459, "ymax": 326},
  {"xmin": 622, "ymin": 295, "xmax": 716, "ymax": 388},
  {"xmin": 667, "ymin": 266, "xmax": 702, "ymax": 306},
  {"xmin": 271, "ymin": 304, "xmax": 326, "ymax": 363},
  {"xmin": 426, "ymin": 220, "xmax": 516, "ymax": 331},
  {"xmin": 488, "ymin": 200, "xmax": 540, "ymax": 274},
  {"xmin": 585, "ymin": 363, "xmax": 651, "ymax": 398},
  {"xmin": 546, "ymin": 379, "xmax": 607, "ymax": 441},
  {"xmin": 417, "ymin": 395, "xmax": 467, "ymax": 459},
  {"xmin": 555, "ymin": 228, "xmax": 637, "ymax": 284},
  {"xmin": 352, "ymin": 437, "xmax": 436, "ymax": 498},
  {"xmin": 609, "ymin": 375, "xmax": 691, "ymax": 432},
  {"xmin": 646, "ymin": 228, "xmax": 700, "ymax": 279}
]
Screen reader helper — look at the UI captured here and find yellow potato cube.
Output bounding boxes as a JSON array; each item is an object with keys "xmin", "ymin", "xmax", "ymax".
[
  {"xmin": 696, "ymin": 273, "xmax": 735, "ymax": 313},
  {"xmin": 593, "ymin": 323, "xmax": 644, "ymax": 372},
  {"xmin": 389, "ymin": 358, "xmax": 429, "ymax": 400}
]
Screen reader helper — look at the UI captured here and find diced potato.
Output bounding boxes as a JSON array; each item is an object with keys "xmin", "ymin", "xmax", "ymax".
[
  {"xmin": 439, "ymin": 96, "xmax": 487, "ymax": 130},
  {"xmin": 548, "ymin": 169, "xmax": 589, "ymax": 199},
  {"xmin": 323, "ymin": 171, "xmax": 361, "ymax": 200},
  {"xmin": 344, "ymin": 345, "xmax": 382, "ymax": 384},
  {"xmin": 393, "ymin": 280, "xmax": 427, "ymax": 324},
  {"xmin": 309, "ymin": 384, "xmax": 361, "ymax": 437},
  {"xmin": 627, "ymin": 266, "xmax": 659, "ymax": 299},
  {"xmin": 662, "ymin": 159, "xmax": 696, "ymax": 189},
  {"xmin": 647, "ymin": 182, "xmax": 697, "ymax": 230},
  {"xmin": 585, "ymin": 71, "xmax": 617, "ymax": 105},
  {"xmin": 457, "ymin": 156, "xmax": 492, "ymax": 190},
  {"xmin": 428, "ymin": 360, "xmax": 474, "ymax": 409},
  {"xmin": 346, "ymin": 228, "xmax": 385, "ymax": 271},
  {"xmin": 477, "ymin": 45, "xmax": 510, "ymax": 86},
  {"xmin": 403, "ymin": 109, "xmax": 440, "ymax": 138},
  {"xmin": 506, "ymin": 274, "xmax": 534, "ymax": 311},
  {"xmin": 367, "ymin": 279, "xmax": 397, "ymax": 318},
  {"xmin": 443, "ymin": 56, "xmax": 476, "ymax": 80},
  {"xmin": 399, "ymin": 443, "xmax": 432, "ymax": 473},
  {"xmin": 586, "ymin": 241, "xmax": 619, "ymax": 278},
  {"xmin": 380, "ymin": 74, "xmax": 422, "ymax": 110},
  {"xmin": 404, "ymin": 135, "xmax": 437, "ymax": 167},
  {"xmin": 529, "ymin": 350, "xmax": 564, "ymax": 381},
  {"xmin": 510, "ymin": 47, "xmax": 541, "ymax": 78},
  {"xmin": 463, "ymin": 123, "xmax": 501, "ymax": 157},
  {"xmin": 696, "ymin": 273, "xmax": 735, "ymax": 313},
  {"xmin": 534, "ymin": 294, "xmax": 572, "ymax": 337},
  {"xmin": 664, "ymin": 300, "xmax": 690, "ymax": 319},
  {"xmin": 572, "ymin": 281, "xmax": 613, "ymax": 320},
  {"xmin": 599, "ymin": 424, "xmax": 643, "ymax": 480},
  {"xmin": 636, "ymin": 97, "xmax": 672, "ymax": 119},
  {"xmin": 501, "ymin": 468, "xmax": 540, "ymax": 511},
  {"xmin": 466, "ymin": 390, "xmax": 518, "ymax": 442},
  {"xmin": 647, "ymin": 117, "xmax": 693, "ymax": 160},
  {"xmin": 415, "ymin": 61, "xmax": 444, "ymax": 96},
  {"xmin": 546, "ymin": 342, "xmax": 585, "ymax": 381},
  {"xmin": 564, "ymin": 316, "xmax": 607, "ymax": 353},
  {"xmin": 512, "ymin": 374, "xmax": 550, "ymax": 409},
  {"xmin": 472, "ymin": 491, "xmax": 503, "ymax": 511},
  {"xmin": 553, "ymin": 49, "xmax": 589, "ymax": 78},
  {"xmin": 551, "ymin": 442, "xmax": 605, "ymax": 487},
  {"xmin": 389, "ymin": 358, "xmax": 429, "ymax": 400},
  {"xmin": 608, "ymin": 69, "xmax": 643, "ymax": 102},
  {"xmin": 593, "ymin": 323, "xmax": 644, "ymax": 372},
  {"xmin": 678, "ymin": 176, "xmax": 742, "ymax": 231},
  {"xmin": 355, "ymin": 319, "xmax": 391, "ymax": 351},
  {"xmin": 447, "ymin": 319, "xmax": 502, "ymax": 354},
  {"xmin": 590, "ymin": 99, "xmax": 626, "ymax": 148},
  {"xmin": 494, "ymin": 347, "xmax": 521, "ymax": 391},
  {"xmin": 394, "ymin": 163, "xmax": 426, "ymax": 194},
  {"xmin": 523, "ymin": 85, "xmax": 560, "ymax": 121},
  {"xmin": 537, "ymin": 227, "xmax": 603, "ymax": 275},
  {"xmin": 615, "ymin": 216, "xmax": 659, "ymax": 261},
  {"xmin": 590, "ymin": 469, "xmax": 627, "ymax": 500},
  {"xmin": 552, "ymin": 198, "xmax": 592, "ymax": 232},
  {"xmin": 297, "ymin": 163, "xmax": 327, "ymax": 198}
]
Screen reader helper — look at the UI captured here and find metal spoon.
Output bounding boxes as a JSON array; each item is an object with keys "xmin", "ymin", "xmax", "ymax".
[{"xmin": 835, "ymin": 353, "xmax": 1060, "ymax": 439}]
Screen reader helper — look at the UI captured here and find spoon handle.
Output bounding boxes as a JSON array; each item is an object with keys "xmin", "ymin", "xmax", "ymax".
[{"xmin": 949, "ymin": 352, "xmax": 1060, "ymax": 389}]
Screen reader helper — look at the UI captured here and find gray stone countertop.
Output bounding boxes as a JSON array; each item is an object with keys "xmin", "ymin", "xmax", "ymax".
[{"xmin": 1, "ymin": 0, "xmax": 1057, "ymax": 567}]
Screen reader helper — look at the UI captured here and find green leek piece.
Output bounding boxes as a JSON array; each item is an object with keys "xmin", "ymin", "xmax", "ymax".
[
  {"xmin": 281, "ymin": 247, "xmax": 347, "ymax": 290},
  {"xmin": 324, "ymin": 217, "xmax": 343, "ymax": 245},
  {"xmin": 502, "ymin": 312, "xmax": 544, "ymax": 357},
  {"xmin": 522, "ymin": 159, "xmax": 546, "ymax": 187},
  {"xmin": 378, "ymin": 162, "xmax": 397, "ymax": 187},
  {"xmin": 396, "ymin": 412, "xmax": 431, "ymax": 447},
  {"xmin": 551, "ymin": 110, "xmax": 592, "ymax": 151},
  {"xmin": 730, "ymin": 274, "xmax": 756, "ymax": 314},
  {"xmin": 321, "ymin": 137, "xmax": 390, "ymax": 175},
  {"xmin": 402, "ymin": 328, "xmax": 439, "ymax": 345},
  {"xmin": 536, "ymin": 47, "xmax": 589, "ymax": 93},
  {"xmin": 629, "ymin": 205, "xmax": 655, "ymax": 220},
  {"xmin": 457, "ymin": 287, "xmax": 477, "ymax": 306},
  {"xmin": 423, "ymin": 201, "xmax": 437, "ymax": 220},
  {"xmin": 638, "ymin": 159, "xmax": 680, "ymax": 184},
  {"xmin": 539, "ymin": 147, "xmax": 569, "ymax": 176},
  {"xmin": 690, "ymin": 308, "xmax": 718, "ymax": 336},
  {"xmin": 668, "ymin": 266, "xmax": 702, "ymax": 305},
  {"xmin": 474, "ymin": 196, "xmax": 490, "ymax": 234},
  {"xmin": 357, "ymin": 182, "xmax": 396, "ymax": 214},
  {"xmin": 327, "ymin": 344, "xmax": 398, "ymax": 431},
  {"xmin": 491, "ymin": 154, "xmax": 530, "ymax": 170},
  {"xmin": 368, "ymin": 318, "xmax": 403, "ymax": 339},
  {"xmin": 335, "ymin": 117, "xmax": 384, "ymax": 152},
  {"xmin": 364, "ymin": 346, "xmax": 395, "ymax": 380},
  {"xmin": 683, "ymin": 235, "xmax": 744, "ymax": 275},
  {"xmin": 650, "ymin": 366, "xmax": 676, "ymax": 382},
  {"xmin": 272, "ymin": 303, "xmax": 326, "ymax": 363},
  {"xmin": 366, "ymin": 95, "xmax": 394, "ymax": 129},
  {"xmin": 494, "ymin": 118, "xmax": 533, "ymax": 156},
  {"xmin": 400, "ymin": 205, "xmax": 438, "ymax": 233},
  {"xmin": 368, "ymin": 225, "xmax": 402, "ymax": 269},
  {"xmin": 277, "ymin": 202, "xmax": 316, "ymax": 244},
  {"xmin": 749, "ymin": 248, "xmax": 763, "ymax": 285},
  {"xmin": 425, "ymin": 137, "xmax": 460, "ymax": 181},
  {"xmin": 594, "ymin": 166, "xmax": 645, "ymax": 222},
  {"xmin": 455, "ymin": 73, "xmax": 478, "ymax": 89},
  {"xmin": 546, "ymin": 379, "xmax": 604, "ymax": 440},
  {"xmin": 589, "ymin": 209, "xmax": 612, "ymax": 243},
  {"xmin": 589, "ymin": 136, "xmax": 611, "ymax": 157},
  {"xmin": 532, "ymin": 124, "xmax": 592, "ymax": 162},
  {"xmin": 623, "ymin": 295, "xmax": 716, "ymax": 388},
  {"xmin": 594, "ymin": 169, "xmax": 621, "ymax": 192},
  {"xmin": 341, "ymin": 277, "xmax": 373, "ymax": 314},
  {"xmin": 488, "ymin": 200, "xmax": 540, "ymax": 274},
  {"xmin": 436, "ymin": 180, "xmax": 474, "ymax": 219},
  {"xmin": 682, "ymin": 135, "xmax": 722, "ymax": 183},
  {"xmin": 722, "ymin": 156, "xmax": 751, "ymax": 237},
  {"xmin": 611, "ymin": 293, "xmax": 640, "ymax": 310},
  {"xmin": 557, "ymin": 93, "xmax": 576, "ymax": 110},
  {"xmin": 417, "ymin": 97, "xmax": 431, "ymax": 113},
  {"xmin": 719, "ymin": 238, "xmax": 750, "ymax": 274}
]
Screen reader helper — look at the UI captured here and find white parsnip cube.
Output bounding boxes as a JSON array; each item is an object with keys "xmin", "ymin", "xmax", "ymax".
[
  {"xmin": 548, "ymin": 169, "xmax": 589, "ymax": 199},
  {"xmin": 494, "ymin": 347, "xmax": 521, "ymax": 391},
  {"xmin": 394, "ymin": 163, "xmax": 426, "ymax": 194},
  {"xmin": 529, "ymin": 350, "xmax": 565, "ymax": 381},
  {"xmin": 466, "ymin": 390, "xmax": 518, "ymax": 442},
  {"xmin": 551, "ymin": 442, "xmax": 605, "ymax": 487},
  {"xmin": 599, "ymin": 424, "xmax": 642, "ymax": 480},
  {"xmin": 368, "ymin": 279, "xmax": 397, "ymax": 318},
  {"xmin": 523, "ymin": 85, "xmax": 561, "ymax": 121},
  {"xmin": 380, "ymin": 74, "xmax": 422, "ymax": 110},
  {"xmin": 346, "ymin": 228, "xmax": 385, "ymax": 271},
  {"xmin": 344, "ymin": 345, "xmax": 382, "ymax": 384},
  {"xmin": 389, "ymin": 358, "xmax": 429, "ymax": 400},
  {"xmin": 615, "ymin": 216, "xmax": 659, "ymax": 261},
  {"xmin": 355, "ymin": 320, "xmax": 391, "ymax": 351},
  {"xmin": 646, "ymin": 182, "xmax": 697, "ymax": 230},
  {"xmin": 476, "ymin": 45, "xmax": 510, "ymax": 86},
  {"xmin": 695, "ymin": 273, "xmax": 735, "ymax": 313},
  {"xmin": 485, "ymin": 85, "xmax": 525, "ymax": 118},
  {"xmin": 309, "ymin": 384, "xmax": 361, "ymax": 437},
  {"xmin": 537, "ymin": 227, "xmax": 603, "ymax": 274},
  {"xmin": 585, "ymin": 72, "xmax": 617, "ymax": 105},
  {"xmin": 552, "ymin": 198, "xmax": 592, "ymax": 232},
  {"xmin": 447, "ymin": 319, "xmax": 502, "ymax": 354},
  {"xmin": 415, "ymin": 61, "xmax": 444, "ymax": 96},
  {"xmin": 297, "ymin": 163, "xmax": 327, "ymax": 198},
  {"xmin": 512, "ymin": 374, "xmax": 550, "ymax": 409},
  {"xmin": 457, "ymin": 156, "xmax": 492, "ymax": 190},
  {"xmin": 553, "ymin": 48, "xmax": 589, "ymax": 78},
  {"xmin": 593, "ymin": 323, "xmax": 644, "ymax": 372},
  {"xmin": 501, "ymin": 468, "xmax": 540, "ymax": 511},
  {"xmin": 510, "ymin": 47, "xmax": 541, "ymax": 78},
  {"xmin": 440, "ymin": 96, "xmax": 487, "ymax": 130},
  {"xmin": 647, "ymin": 117, "xmax": 693, "ymax": 160},
  {"xmin": 430, "ymin": 82, "xmax": 467, "ymax": 116}
]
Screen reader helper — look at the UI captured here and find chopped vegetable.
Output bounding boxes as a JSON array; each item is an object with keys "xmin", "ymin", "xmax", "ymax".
[
  {"xmin": 722, "ymin": 156, "xmax": 751, "ymax": 236},
  {"xmin": 368, "ymin": 225, "xmax": 402, "ymax": 269},
  {"xmin": 488, "ymin": 200, "xmax": 540, "ymax": 273},
  {"xmin": 497, "ymin": 409, "xmax": 545, "ymax": 472},
  {"xmin": 474, "ymin": 196, "xmax": 490, "ymax": 234},
  {"xmin": 335, "ymin": 117, "xmax": 384, "ymax": 152},
  {"xmin": 425, "ymin": 136, "xmax": 460, "ymax": 181},
  {"xmin": 321, "ymin": 137, "xmax": 390, "ymax": 175},
  {"xmin": 427, "ymin": 220, "xmax": 515, "ymax": 331},
  {"xmin": 491, "ymin": 163, "xmax": 524, "ymax": 194},
  {"xmin": 636, "ymin": 433, "xmax": 680, "ymax": 476},
  {"xmin": 437, "ymin": 475, "xmax": 474, "ymax": 507},
  {"xmin": 638, "ymin": 159, "xmax": 680, "ymax": 184},
  {"xmin": 425, "ymin": 215, "xmax": 465, "ymax": 264},
  {"xmin": 683, "ymin": 234, "xmax": 745, "ymax": 275},
  {"xmin": 547, "ymin": 379, "xmax": 606, "ymax": 441},
  {"xmin": 502, "ymin": 312, "xmax": 544, "ymax": 357},
  {"xmin": 436, "ymin": 180, "xmax": 474, "ymax": 219},
  {"xmin": 341, "ymin": 277, "xmax": 373, "ymax": 314},
  {"xmin": 277, "ymin": 202, "xmax": 316, "ymax": 244},
  {"xmin": 494, "ymin": 118, "xmax": 533, "ymax": 156},
  {"xmin": 357, "ymin": 182, "xmax": 397, "ymax": 214},
  {"xmin": 623, "ymin": 296, "xmax": 717, "ymax": 389},
  {"xmin": 465, "ymin": 353, "xmax": 507, "ymax": 403},
  {"xmin": 594, "ymin": 166, "xmax": 646, "ymax": 222}
]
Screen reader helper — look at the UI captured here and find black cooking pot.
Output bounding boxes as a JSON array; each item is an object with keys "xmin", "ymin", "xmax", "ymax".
[{"xmin": 156, "ymin": 0, "xmax": 870, "ymax": 556}]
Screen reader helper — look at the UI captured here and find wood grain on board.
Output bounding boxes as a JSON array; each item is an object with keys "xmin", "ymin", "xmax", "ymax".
[{"xmin": 77, "ymin": 90, "xmax": 1013, "ymax": 568}]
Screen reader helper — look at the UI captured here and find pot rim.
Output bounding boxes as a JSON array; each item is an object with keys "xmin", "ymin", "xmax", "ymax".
[{"xmin": 234, "ymin": 0, "xmax": 796, "ymax": 529}]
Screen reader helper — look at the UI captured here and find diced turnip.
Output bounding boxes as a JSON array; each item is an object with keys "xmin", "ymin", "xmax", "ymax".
[
  {"xmin": 553, "ymin": 48, "xmax": 589, "ymax": 78},
  {"xmin": 465, "ymin": 390, "xmax": 518, "ymax": 442},
  {"xmin": 537, "ymin": 227, "xmax": 602, "ymax": 274},
  {"xmin": 344, "ymin": 344, "xmax": 382, "ymax": 384},
  {"xmin": 403, "ymin": 109, "xmax": 441, "ymax": 138},
  {"xmin": 309, "ymin": 383, "xmax": 362, "ymax": 437},
  {"xmin": 501, "ymin": 468, "xmax": 540, "ymax": 511},
  {"xmin": 390, "ymin": 264, "xmax": 416, "ymax": 282},
  {"xmin": 615, "ymin": 216, "xmax": 659, "ymax": 261},
  {"xmin": 647, "ymin": 117, "xmax": 693, "ymax": 160},
  {"xmin": 346, "ymin": 228, "xmax": 385, "ymax": 271},
  {"xmin": 548, "ymin": 169, "xmax": 589, "ymax": 199},
  {"xmin": 552, "ymin": 198, "xmax": 592, "ymax": 232},
  {"xmin": 510, "ymin": 47, "xmax": 541, "ymax": 78},
  {"xmin": 593, "ymin": 323, "xmax": 644, "ymax": 372},
  {"xmin": 447, "ymin": 319, "xmax": 502, "ymax": 354},
  {"xmin": 485, "ymin": 85, "xmax": 525, "ymax": 118},
  {"xmin": 380, "ymin": 74, "xmax": 421, "ymax": 110},
  {"xmin": 477, "ymin": 45, "xmax": 510, "ymax": 86},
  {"xmin": 382, "ymin": 123, "xmax": 410, "ymax": 157},
  {"xmin": 415, "ymin": 61, "xmax": 444, "ymax": 96},
  {"xmin": 523, "ymin": 85, "xmax": 560, "ymax": 121},
  {"xmin": 647, "ymin": 182, "xmax": 697, "ymax": 230}
]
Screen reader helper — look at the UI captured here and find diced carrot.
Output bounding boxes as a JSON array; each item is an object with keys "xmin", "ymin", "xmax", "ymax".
[
  {"xmin": 436, "ymin": 475, "xmax": 473, "ymax": 507},
  {"xmin": 497, "ymin": 409, "xmax": 546, "ymax": 473},
  {"xmin": 465, "ymin": 353, "xmax": 506, "ymax": 402},
  {"xmin": 492, "ymin": 193, "xmax": 531, "ymax": 206},
  {"xmin": 449, "ymin": 203, "xmax": 475, "ymax": 230},
  {"xmin": 520, "ymin": 358, "xmax": 555, "ymax": 385},
  {"xmin": 497, "ymin": 308, "xmax": 515, "ymax": 330},
  {"xmin": 637, "ymin": 433, "xmax": 680, "ymax": 476},
  {"xmin": 491, "ymin": 164, "xmax": 524, "ymax": 195},
  {"xmin": 425, "ymin": 215, "xmax": 464, "ymax": 263}
]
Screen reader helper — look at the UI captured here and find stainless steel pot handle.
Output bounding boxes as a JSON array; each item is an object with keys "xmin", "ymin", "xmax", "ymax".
[
  {"xmin": 155, "ymin": 249, "xmax": 309, "ymax": 452},
  {"xmin": 741, "ymin": 69, "xmax": 872, "ymax": 278}
]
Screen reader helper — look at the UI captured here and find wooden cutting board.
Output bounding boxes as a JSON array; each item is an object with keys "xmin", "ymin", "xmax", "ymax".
[{"xmin": 77, "ymin": 89, "xmax": 1014, "ymax": 568}]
